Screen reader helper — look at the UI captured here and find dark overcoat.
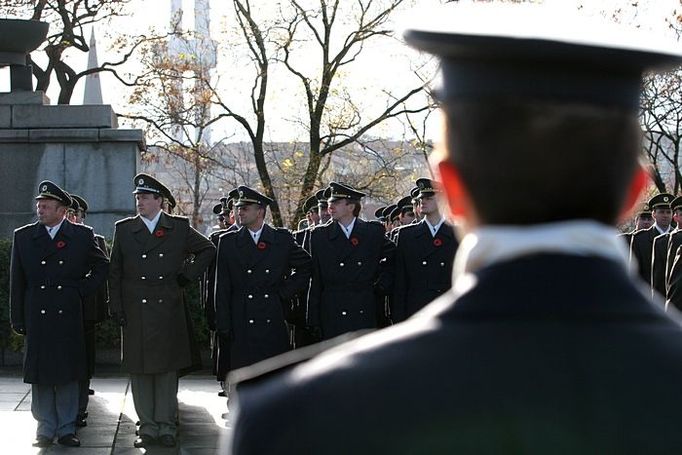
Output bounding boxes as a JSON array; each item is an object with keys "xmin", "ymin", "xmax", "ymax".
[
  {"xmin": 307, "ymin": 219, "xmax": 395, "ymax": 340},
  {"xmin": 214, "ymin": 225, "xmax": 312, "ymax": 373},
  {"xmin": 651, "ymin": 232, "xmax": 670, "ymax": 297},
  {"xmin": 392, "ymin": 220, "xmax": 458, "ymax": 323},
  {"xmin": 10, "ymin": 220, "xmax": 109, "ymax": 385},
  {"xmin": 231, "ymin": 254, "xmax": 682, "ymax": 454},
  {"xmin": 629, "ymin": 226, "xmax": 659, "ymax": 287},
  {"xmin": 82, "ymin": 234, "xmax": 109, "ymax": 323},
  {"xmin": 108, "ymin": 213, "xmax": 215, "ymax": 374}
]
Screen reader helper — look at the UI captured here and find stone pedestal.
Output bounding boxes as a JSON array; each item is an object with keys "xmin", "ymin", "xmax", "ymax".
[{"xmin": 0, "ymin": 91, "xmax": 144, "ymax": 239}]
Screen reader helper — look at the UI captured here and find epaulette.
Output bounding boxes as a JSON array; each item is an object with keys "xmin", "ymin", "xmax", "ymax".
[
  {"xmin": 229, "ymin": 330, "xmax": 372, "ymax": 389},
  {"xmin": 72, "ymin": 223, "xmax": 94, "ymax": 234},
  {"xmin": 275, "ymin": 227, "xmax": 292, "ymax": 235},
  {"xmin": 167, "ymin": 213, "xmax": 190, "ymax": 222},
  {"xmin": 14, "ymin": 222, "xmax": 37, "ymax": 234},
  {"xmin": 115, "ymin": 216, "xmax": 137, "ymax": 226}
]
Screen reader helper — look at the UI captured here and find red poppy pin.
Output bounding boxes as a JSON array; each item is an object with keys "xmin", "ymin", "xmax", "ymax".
[
  {"xmin": 433, "ymin": 238, "xmax": 443, "ymax": 247},
  {"xmin": 154, "ymin": 229, "xmax": 165, "ymax": 238},
  {"xmin": 350, "ymin": 237, "xmax": 359, "ymax": 246},
  {"xmin": 56, "ymin": 240, "xmax": 66, "ymax": 249},
  {"xmin": 257, "ymin": 241, "xmax": 267, "ymax": 250}
]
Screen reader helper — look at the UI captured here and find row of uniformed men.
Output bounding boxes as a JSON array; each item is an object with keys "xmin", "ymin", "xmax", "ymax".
[
  {"xmin": 626, "ymin": 193, "xmax": 682, "ymax": 309},
  {"xmin": 10, "ymin": 173, "xmax": 458, "ymax": 449},
  {"xmin": 203, "ymin": 178, "xmax": 459, "ymax": 389}
]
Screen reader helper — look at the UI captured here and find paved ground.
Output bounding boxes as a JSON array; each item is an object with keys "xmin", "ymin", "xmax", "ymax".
[{"xmin": 0, "ymin": 372, "xmax": 232, "ymax": 454}]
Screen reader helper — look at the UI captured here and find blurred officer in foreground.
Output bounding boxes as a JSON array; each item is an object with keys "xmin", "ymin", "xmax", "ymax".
[
  {"xmin": 392, "ymin": 178, "xmax": 458, "ymax": 323},
  {"xmin": 214, "ymin": 186, "xmax": 312, "ymax": 371},
  {"xmin": 228, "ymin": 4, "xmax": 682, "ymax": 453},
  {"xmin": 108, "ymin": 173, "xmax": 214, "ymax": 448},
  {"xmin": 306, "ymin": 182, "xmax": 395, "ymax": 340},
  {"xmin": 67, "ymin": 194, "xmax": 109, "ymax": 427},
  {"xmin": 630, "ymin": 193, "xmax": 673, "ymax": 290},
  {"xmin": 10, "ymin": 181, "xmax": 108, "ymax": 448}
]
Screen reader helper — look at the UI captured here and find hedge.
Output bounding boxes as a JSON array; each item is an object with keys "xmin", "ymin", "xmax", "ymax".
[{"xmin": 0, "ymin": 239, "xmax": 210, "ymax": 355}]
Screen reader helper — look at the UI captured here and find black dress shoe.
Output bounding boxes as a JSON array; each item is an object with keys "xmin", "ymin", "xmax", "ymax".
[
  {"xmin": 133, "ymin": 434, "xmax": 156, "ymax": 448},
  {"xmin": 57, "ymin": 434, "xmax": 81, "ymax": 447},
  {"xmin": 158, "ymin": 434, "xmax": 176, "ymax": 447},
  {"xmin": 76, "ymin": 413, "xmax": 87, "ymax": 427},
  {"xmin": 32, "ymin": 435, "xmax": 52, "ymax": 447},
  {"xmin": 88, "ymin": 388, "xmax": 95, "ymax": 395},
  {"xmin": 218, "ymin": 390, "xmax": 226, "ymax": 397}
]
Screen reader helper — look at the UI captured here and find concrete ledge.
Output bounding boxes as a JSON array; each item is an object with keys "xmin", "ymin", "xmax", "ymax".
[
  {"xmin": 29, "ymin": 128, "xmax": 99, "ymax": 142},
  {"xmin": 0, "ymin": 129, "xmax": 28, "ymax": 141},
  {"xmin": 0, "ymin": 91, "xmax": 49, "ymax": 105},
  {"xmin": 0, "ymin": 106, "xmax": 9, "ymax": 128},
  {"xmin": 11, "ymin": 104, "xmax": 118, "ymax": 129},
  {"xmin": 99, "ymin": 128, "xmax": 146, "ymax": 146}
]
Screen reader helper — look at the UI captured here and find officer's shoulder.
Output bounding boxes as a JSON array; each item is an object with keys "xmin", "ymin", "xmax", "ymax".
[
  {"xmin": 229, "ymin": 331, "xmax": 371, "ymax": 390},
  {"xmin": 167, "ymin": 213, "xmax": 190, "ymax": 224},
  {"xmin": 632, "ymin": 227, "xmax": 654, "ymax": 239},
  {"xmin": 115, "ymin": 216, "xmax": 137, "ymax": 227},
  {"xmin": 71, "ymin": 222, "xmax": 94, "ymax": 235},
  {"xmin": 274, "ymin": 226, "xmax": 292, "ymax": 236},
  {"xmin": 14, "ymin": 222, "xmax": 37, "ymax": 236}
]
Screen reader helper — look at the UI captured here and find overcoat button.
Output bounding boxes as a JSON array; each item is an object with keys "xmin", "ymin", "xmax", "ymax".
[
  {"xmin": 360, "ymin": 310, "xmax": 364, "ymax": 314},
  {"xmin": 41, "ymin": 261, "xmax": 46, "ymax": 265},
  {"xmin": 341, "ymin": 311, "xmax": 347, "ymax": 315},
  {"xmin": 159, "ymin": 253, "xmax": 164, "ymax": 257},
  {"xmin": 142, "ymin": 254, "xmax": 147, "ymax": 259},
  {"xmin": 440, "ymin": 262, "xmax": 445, "ymax": 267},
  {"xmin": 142, "ymin": 299, "xmax": 147, "ymax": 303},
  {"xmin": 159, "ymin": 299, "xmax": 163, "ymax": 303},
  {"xmin": 248, "ymin": 294, "xmax": 253, "ymax": 299},
  {"xmin": 57, "ymin": 285, "xmax": 62, "ymax": 290},
  {"xmin": 264, "ymin": 294, "xmax": 269, "ymax": 298},
  {"xmin": 422, "ymin": 261, "xmax": 427, "ymax": 266},
  {"xmin": 40, "ymin": 285, "xmax": 45, "ymax": 290},
  {"xmin": 357, "ymin": 261, "xmax": 362, "ymax": 266},
  {"xmin": 249, "ymin": 319, "xmax": 254, "ymax": 324},
  {"xmin": 58, "ymin": 310, "xmax": 63, "ymax": 314},
  {"xmin": 40, "ymin": 310, "xmax": 46, "ymax": 314},
  {"xmin": 266, "ymin": 319, "xmax": 271, "ymax": 323},
  {"xmin": 265, "ymin": 269, "xmax": 270, "ymax": 274},
  {"xmin": 340, "ymin": 262, "xmax": 345, "ymax": 267},
  {"xmin": 58, "ymin": 260, "xmax": 63, "ymax": 265},
  {"xmin": 141, "ymin": 276, "xmax": 146, "ymax": 280},
  {"xmin": 159, "ymin": 276, "xmax": 164, "ymax": 280},
  {"xmin": 247, "ymin": 269, "xmax": 252, "ymax": 274}
]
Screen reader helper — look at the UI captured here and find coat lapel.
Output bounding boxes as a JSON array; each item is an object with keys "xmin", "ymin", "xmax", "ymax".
[
  {"xmin": 130, "ymin": 215, "xmax": 149, "ymax": 246},
  {"xmin": 236, "ymin": 226, "xmax": 258, "ymax": 267},
  {"xmin": 424, "ymin": 222, "xmax": 456, "ymax": 259},
  {"xmin": 32, "ymin": 221, "xmax": 56, "ymax": 258},
  {"xmin": 329, "ymin": 220, "xmax": 353, "ymax": 262},
  {"xmin": 251, "ymin": 224, "xmax": 275, "ymax": 268},
  {"xmin": 144, "ymin": 212, "xmax": 173, "ymax": 253}
]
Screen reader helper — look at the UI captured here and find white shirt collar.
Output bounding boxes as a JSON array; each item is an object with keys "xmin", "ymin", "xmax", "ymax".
[
  {"xmin": 249, "ymin": 224, "xmax": 265, "ymax": 244},
  {"xmin": 141, "ymin": 210, "xmax": 162, "ymax": 234},
  {"xmin": 453, "ymin": 220, "xmax": 630, "ymax": 290},
  {"xmin": 45, "ymin": 218, "xmax": 66, "ymax": 239},
  {"xmin": 424, "ymin": 217, "xmax": 445, "ymax": 237},
  {"xmin": 338, "ymin": 217, "xmax": 357, "ymax": 239}
]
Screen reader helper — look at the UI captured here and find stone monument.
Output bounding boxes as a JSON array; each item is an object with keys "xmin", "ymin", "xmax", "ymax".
[{"xmin": 0, "ymin": 19, "xmax": 144, "ymax": 239}]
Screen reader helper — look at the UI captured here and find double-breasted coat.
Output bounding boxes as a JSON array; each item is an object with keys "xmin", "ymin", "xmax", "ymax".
[
  {"xmin": 108, "ymin": 213, "xmax": 215, "ymax": 374},
  {"xmin": 10, "ymin": 220, "xmax": 109, "ymax": 385},
  {"xmin": 392, "ymin": 220, "xmax": 458, "ymax": 323},
  {"xmin": 630, "ymin": 226, "xmax": 660, "ymax": 287},
  {"xmin": 307, "ymin": 219, "xmax": 395, "ymax": 340},
  {"xmin": 214, "ymin": 225, "xmax": 312, "ymax": 373}
]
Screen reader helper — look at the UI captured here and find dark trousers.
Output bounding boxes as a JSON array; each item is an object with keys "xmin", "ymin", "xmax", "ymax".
[
  {"xmin": 131, "ymin": 371, "xmax": 178, "ymax": 437},
  {"xmin": 31, "ymin": 381, "xmax": 79, "ymax": 438}
]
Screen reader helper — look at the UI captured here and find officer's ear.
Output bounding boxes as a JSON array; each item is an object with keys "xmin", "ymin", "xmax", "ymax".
[
  {"xmin": 618, "ymin": 164, "xmax": 649, "ymax": 222},
  {"xmin": 437, "ymin": 160, "xmax": 476, "ymax": 223}
]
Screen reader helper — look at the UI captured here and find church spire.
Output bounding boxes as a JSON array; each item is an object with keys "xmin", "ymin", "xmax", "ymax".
[{"xmin": 83, "ymin": 28, "xmax": 103, "ymax": 105}]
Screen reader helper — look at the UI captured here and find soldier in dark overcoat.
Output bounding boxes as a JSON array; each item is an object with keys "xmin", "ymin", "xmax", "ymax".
[
  {"xmin": 630, "ymin": 193, "xmax": 673, "ymax": 290},
  {"xmin": 10, "ymin": 181, "xmax": 108, "ymax": 448},
  {"xmin": 108, "ymin": 173, "xmax": 214, "ymax": 448},
  {"xmin": 215, "ymin": 186, "xmax": 312, "ymax": 372},
  {"xmin": 392, "ymin": 178, "xmax": 459, "ymax": 323},
  {"xmin": 229, "ymin": 8, "xmax": 682, "ymax": 453},
  {"xmin": 67, "ymin": 194, "xmax": 110, "ymax": 427},
  {"xmin": 651, "ymin": 197, "xmax": 682, "ymax": 298},
  {"xmin": 307, "ymin": 182, "xmax": 395, "ymax": 340}
]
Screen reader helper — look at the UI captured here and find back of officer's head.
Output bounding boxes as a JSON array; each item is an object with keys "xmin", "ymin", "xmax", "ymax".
[{"xmin": 442, "ymin": 100, "xmax": 640, "ymax": 225}]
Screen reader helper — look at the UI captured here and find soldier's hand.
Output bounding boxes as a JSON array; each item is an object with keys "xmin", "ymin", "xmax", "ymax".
[{"xmin": 12, "ymin": 325, "xmax": 25, "ymax": 336}]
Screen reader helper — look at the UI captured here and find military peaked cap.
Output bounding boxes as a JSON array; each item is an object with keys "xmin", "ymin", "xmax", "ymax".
[
  {"xmin": 649, "ymin": 193, "xmax": 674, "ymax": 210},
  {"xmin": 403, "ymin": 3, "xmax": 682, "ymax": 111},
  {"xmin": 133, "ymin": 173, "xmax": 169, "ymax": 197},
  {"xmin": 410, "ymin": 187, "xmax": 420, "ymax": 203},
  {"xmin": 324, "ymin": 182, "xmax": 366, "ymax": 202},
  {"xmin": 382, "ymin": 204, "xmax": 397, "ymax": 219},
  {"xmin": 416, "ymin": 178, "xmax": 441, "ymax": 196},
  {"xmin": 234, "ymin": 186, "xmax": 273, "ymax": 207},
  {"xmin": 68, "ymin": 194, "xmax": 79, "ymax": 211},
  {"xmin": 36, "ymin": 180, "xmax": 71, "ymax": 206},
  {"xmin": 374, "ymin": 206, "xmax": 387, "ymax": 221},
  {"xmin": 396, "ymin": 196, "xmax": 414, "ymax": 214},
  {"xmin": 315, "ymin": 189, "xmax": 329, "ymax": 208},
  {"xmin": 303, "ymin": 196, "xmax": 319, "ymax": 214},
  {"xmin": 70, "ymin": 194, "xmax": 89, "ymax": 212},
  {"xmin": 212, "ymin": 203, "xmax": 223, "ymax": 215},
  {"xmin": 672, "ymin": 197, "xmax": 682, "ymax": 212}
]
